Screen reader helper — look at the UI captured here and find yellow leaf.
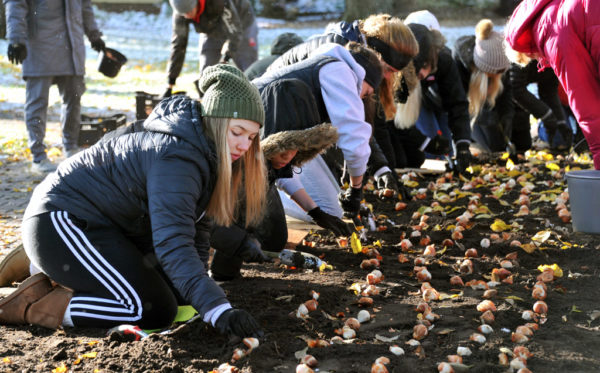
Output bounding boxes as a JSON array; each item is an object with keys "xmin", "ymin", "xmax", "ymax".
[
  {"xmin": 373, "ymin": 240, "xmax": 382, "ymax": 248},
  {"xmin": 501, "ymin": 152, "xmax": 509, "ymax": 160},
  {"xmin": 475, "ymin": 214, "xmax": 493, "ymax": 219},
  {"xmin": 3, "ymin": 357, "xmax": 11, "ymax": 364},
  {"xmin": 417, "ymin": 206, "xmax": 433, "ymax": 214},
  {"xmin": 52, "ymin": 363, "xmax": 68, "ymax": 373},
  {"xmin": 546, "ymin": 162, "xmax": 560, "ymax": 171},
  {"xmin": 498, "ymin": 199, "xmax": 510, "ymax": 207},
  {"xmin": 505, "ymin": 295, "xmax": 525, "ymax": 301},
  {"xmin": 439, "ymin": 292, "xmax": 462, "ymax": 300},
  {"xmin": 490, "ymin": 219, "xmax": 511, "ymax": 232},
  {"xmin": 530, "ymin": 207, "xmax": 540, "ymax": 215},
  {"xmin": 532, "ymin": 230, "xmax": 551, "ymax": 243},
  {"xmin": 87, "ymin": 340, "xmax": 100, "ymax": 346},
  {"xmin": 73, "ymin": 358, "xmax": 81, "ymax": 365},
  {"xmin": 521, "ymin": 243, "xmax": 536, "ymax": 254},
  {"xmin": 349, "ymin": 283, "xmax": 362, "ymax": 295},
  {"xmin": 350, "ymin": 232, "xmax": 362, "ymax": 254},
  {"xmin": 538, "ymin": 264, "xmax": 563, "ymax": 277},
  {"xmin": 506, "ymin": 158, "xmax": 515, "ymax": 170},
  {"xmin": 571, "ymin": 305, "xmax": 582, "ymax": 313},
  {"xmin": 319, "ymin": 262, "xmax": 333, "ymax": 272},
  {"xmin": 437, "ymin": 247, "xmax": 447, "ymax": 256},
  {"xmin": 403, "ymin": 180, "xmax": 419, "ymax": 188}
]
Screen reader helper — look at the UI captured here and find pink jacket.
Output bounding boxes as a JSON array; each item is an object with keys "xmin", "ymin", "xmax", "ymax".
[{"xmin": 505, "ymin": 0, "xmax": 600, "ymax": 169}]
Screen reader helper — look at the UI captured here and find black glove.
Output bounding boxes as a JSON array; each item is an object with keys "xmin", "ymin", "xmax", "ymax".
[
  {"xmin": 161, "ymin": 87, "xmax": 172, "ymax": 99},
  {"xmin": 7, "ymin": 44, "xmax": 27, "ymax": 65},
  {"xmin": 555, "ymin": 121, "xmax": 573, "ymax": 150},
  {"xmin": 236, "ymin": 235, "xmax": 270, "ymax": 263},
  {"xmin": 455, "ymin": 142, "xmax": 472, "ymax": 174},
  {"xmin": 338, "ymin": 186, "xmax": 363, "ymax": 217},
  {"xmin": 376, "ymin": 171, "xmax": 411, "ymax": 200},
  {"xmin": 215, "ymin": 308, "xmax": 263, "ymax": 338},
  {"xmin": 424, "ymin": 134, "xmax": 451, "ymax": 155},
  {"xmin": 90, "ymin": 38, "xmax": 106, "ymax": 52},
  {"xmin": 307, "ymin": 207, "xmax": 352, "ymax": 236}
]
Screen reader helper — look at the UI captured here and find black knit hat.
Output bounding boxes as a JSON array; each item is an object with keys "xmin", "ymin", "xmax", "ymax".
[
  {"xmin": 270, "ymin": 32, "xmax": 304, "ymax": 55},
  {"xmin": 347, "ymin": 44, "xmax": 383, "ymax": 90},
  {"xmin": 408, "ymin": 23, "xmax": 433, "ymax": 73},
  {"xmin": 199, "ymin": 64, "xmax": 265, "ymax": 126}
]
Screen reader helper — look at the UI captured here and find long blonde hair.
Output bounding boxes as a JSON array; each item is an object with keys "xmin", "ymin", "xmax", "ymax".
[
  {"xmin": 203, "ymin": 117, "xmax": 267, "ymax": 227},
  {"xmin": 361, "ymin": 14, "xmax": 419, "ymax": 120},
  {"xmin": 468, "ymin": 69, "xmax": 504, "ymax": 121}
]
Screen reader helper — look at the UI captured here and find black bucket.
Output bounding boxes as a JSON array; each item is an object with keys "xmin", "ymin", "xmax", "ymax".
[{"xmin": 98, "ymin": 48, "xmax": 127, "ymax": 78}]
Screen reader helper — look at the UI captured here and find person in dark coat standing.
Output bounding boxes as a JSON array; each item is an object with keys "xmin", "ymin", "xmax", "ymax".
[
  {"xmin": 162, "ymin": 0, "xmax": 258, "ymax": 97},
  {"xmin": 509, "ymin": 59, "xmax": 573, "ymax": 151},
  {"xmin": 5, "ymin": 0, "xmax": 106, "ymax": 173},
  {"xmin": 453, "ymin": 19, "xmax": 514, "ymax": 154},
  {"xmin": 244, "ymin": 32, "xmax": 303, "ymax": 81},
  {"xmin": 0, "ymin": 65, "xmax": 267, "ymax": 339}
]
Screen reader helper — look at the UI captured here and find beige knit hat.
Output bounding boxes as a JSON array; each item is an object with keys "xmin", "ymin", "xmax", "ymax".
[{"xmin": 473, "ymin": 19, "xmax": 510, "ymax": 74}]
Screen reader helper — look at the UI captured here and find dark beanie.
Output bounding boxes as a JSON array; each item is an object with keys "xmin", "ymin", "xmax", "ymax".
[
  {"xmin": 348, "ymin": 47, "xmax": 383, "ymax": 90},
  {"xmin": 408, "ymin": 23, "xmax": 433, "ymax": 72},
  {"xmin": 270, "ymin": 32, "xmax": 304, "ymax": 55},
  {"xmin": 200, "ymin": 64, "xmax": 265, "ymax": 126}
]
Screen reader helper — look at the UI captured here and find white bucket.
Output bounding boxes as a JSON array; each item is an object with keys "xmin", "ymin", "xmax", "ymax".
[{"xmin": 565, "ymin": 170, "xmax": 600, "ymax": 234}]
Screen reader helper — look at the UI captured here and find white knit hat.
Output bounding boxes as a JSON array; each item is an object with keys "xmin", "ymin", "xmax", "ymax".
[
  {"xmin": 473, "ymin": 20, "xmax": 510, "ymax": 74},
  {"xmin": 405, "ymin": 10, "xmax": 441, "ymax": 31}
]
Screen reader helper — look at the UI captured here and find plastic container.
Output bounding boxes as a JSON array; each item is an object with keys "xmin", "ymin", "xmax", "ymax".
[
  {"xmin": 97, "ymin": 48, "xmax": 127, "ymax": 78},
  {"xmin": 565, "ymin": 169, "xmax": 600, "ymax": 233}
]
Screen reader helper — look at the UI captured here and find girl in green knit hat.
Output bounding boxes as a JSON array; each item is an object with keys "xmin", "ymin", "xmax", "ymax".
[{"xmin": 0, "ymin": 64, "xmax": 267, "ymax": 339}]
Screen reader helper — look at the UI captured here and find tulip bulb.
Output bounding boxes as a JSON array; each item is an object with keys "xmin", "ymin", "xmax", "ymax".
[
  {"xmin": 510, "ymin": 358, "xmax": 527, "ymax": 371},
  {"xmin": 342, "ymin": 325, "xmax": 356, "ymax": 339},
  {"xmin": 513, "ymin": 346, "xmax": 533, "ymax": 359},
  {"xmin": 375, "ymin": 356, "xmax": 390, "ymax": 365},
  {"xmin": 243, "ymin": 337, "xmax": 259, "ymax": 351},
  {"xmin": 498, "ymin": 352, "xmax": 509, "ymax": 365},
  {"xmin": 457, "ymin": 346, "xmax": 472, "ymax": 356},
  {"xmin": 482, "ymin": 289, "xmax": 497, "ymax": 299},
  {"xmin": 301, "ymin": 355, "xmax": 318, "ymax": 368},
  {"xmin": 357, "ymin": 310, "xmax": 371, "ymax": 323},
  {"xmin": 511, "ymin": 332, "xmax": 529, "ymax": 344},
  {"xmin": 358, "ymin": 297, "xmax": 374, "ymax": 307},
  {"xmin": 451, "ymin": 230, "xmax": 463, "ymax": 240},
  {"xmin": 406, "ymin": 339, "xmax": 421, "ymax": 346},
  {"xmin": 459, "ymin": 259, "xmax": 473, "ymax": 274},
  {"xmin": 533, "ymin": 300, "xmax": 548, "ymax": 314},
  {"xmin": 477, "ymin": 300, "xmax": 497, "ymax": 313},
  {"xmin": 423, "ymin": 244, "xmax": 436, "ymax": 257},
  {"xmin": 447, "ymin": 355, "xmax": 462, "ymax": 363},
  {"xmin": 480, "ymin": 310, "xmax": 495, "ymax": 324},
  {"xmin": 231, "ymin": 348, "xmax": 246, "ymax": 362},
  {"xmin": 469, "ymin": 333, "xmax": 486, "ymax": 344},
  {"xmin": 450, "ymin": 275, "xmax": 464, "ymax": 286},
  {"xmin": 422, "ymin": 288, "xmax": 440, "ymax": 302},
  {"xmin": 395, "ymin": 202, "xmax": 407, "ymax": 211},
  {"xmin": 296, "ymin": 363, "xmax": 315, "ymax": 373},
  {"xmin": 389, "ymin": 345, "xmax": 405, "ymax": 356},
  {"xmin": 416, "ymin": 268, "xmax": 432, "ymax": 282},
  {"xmin": 465, "ymin": 248, "xmax": 478, "ymax": 258},
  {"xmin": 521, "ymin": 310, "xmax": 536, "ymax": 321},
  {"xmin": 304, "ymin": 299, "xmax": 318, "ymax": 312},
  {"xmin": 296, "ymin": 303, "xmax": 309, "ymax": 318},
  {"xmin": 500, "ymin": 260, "xmax": 513, "ymax": 269},
  {"xmin": 438, "ymin": 362, "xmax": 455, "ymax": 373},
  {"xmin": 345, "ymin": 317, "xmax": 361, "ymax": 330},
  {"xmin": 371, "ymin": 362, "xmax": 389, "ymax": 373},
  {"xmin": 413, "ymin": 324, "xmax": 428, "ymax": 340},
  {"xmin": 400, "ymin": 239, "xmax": 413, "ymax": 250},
  {"xmin": 442, "ymin": 239, "xmax": 454, "ymax": 247},
  {"xmin": 478, "ymin": 324, "xmax": 493, "ymax": 334},
  {"xmin": 480, "ymin": 238, "xmax": 490, "ymax": 248}
]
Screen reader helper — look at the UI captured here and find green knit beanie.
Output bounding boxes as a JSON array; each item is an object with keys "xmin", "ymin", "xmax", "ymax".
[{"xmin": 199, "ymin": 64, "xmax": 265, "ymax": 127}]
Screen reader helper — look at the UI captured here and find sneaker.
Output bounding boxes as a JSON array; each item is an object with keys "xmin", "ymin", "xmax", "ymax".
[
  {"xmin": 65, "ymin": 147, "xmax": 81, "ymax": 158},
  {"xmin": 31, "ymin": 159, "xmax": 57, "ymax": 174}
]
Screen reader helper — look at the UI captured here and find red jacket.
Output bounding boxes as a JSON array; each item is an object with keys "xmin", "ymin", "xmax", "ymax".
[{"xmin": 505, "ymin": 0, "xmax": 600, "ymax": 169}]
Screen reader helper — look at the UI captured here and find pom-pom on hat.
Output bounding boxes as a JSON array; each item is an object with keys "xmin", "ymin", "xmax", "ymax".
[
  {"xmin": 473, "ymin": 19, "xmax": 510, "ymax": 74},
  {"xmin": 199, "ymin": 64, "xmax": 265, "ymax": 127}
]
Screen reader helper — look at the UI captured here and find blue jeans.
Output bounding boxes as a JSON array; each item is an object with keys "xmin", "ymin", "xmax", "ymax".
[{"xmin": 415, "ymin": 107, "xmax": 453, "ymax": 157}]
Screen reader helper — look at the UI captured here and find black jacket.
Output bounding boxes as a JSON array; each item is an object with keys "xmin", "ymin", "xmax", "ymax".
[
  {"xmin": 167, "ymin": 0, "xmax": 253, "ymax": 85},
  {"xmin": 25, "ymin": 96, "xmax": 229, "ymax": 318},
  {"xmin": 509, "ymin": 60, "xmax": 564, "ymax": 121},
  {"xmin": 423, "ymin": 46, "xmax": 471, "ymax": 143}
]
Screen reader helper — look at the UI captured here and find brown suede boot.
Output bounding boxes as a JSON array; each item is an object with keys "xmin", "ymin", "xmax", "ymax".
[
  {"xmin": 0, "ymin": 273, "xmax": 53, "ymax": 325},
  {"xmin": 0, "ymin": 245, "xmax": 31, "ymax": 287},
  {"xmin": 25, "ymin": 286, "xmax": 73, "ymax": 329}
]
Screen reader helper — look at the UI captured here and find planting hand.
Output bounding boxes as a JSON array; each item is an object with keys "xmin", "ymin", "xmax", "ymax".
[
  {"xmin": 236, "ymin": 235, "xmax": 270, "ymax": 263},
  {"xmin": 215, "ymin": 308, "xmax": 263, "ymax": 338},
  {"xmin": 455, "ymin": 142, "xmax": 472, "ymax": 174},
  {"xmin": 338, "ymin": 186, "xmax": 363, "ymax": 218},
  {"xmin": 308, "ymin": 207, "xmax": 352, "ymax": 236}
]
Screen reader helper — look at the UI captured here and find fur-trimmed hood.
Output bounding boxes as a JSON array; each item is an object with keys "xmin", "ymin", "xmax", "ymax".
[{"xmin": 261, "ymin": 123, "xmax": 338, "ymax": 167}]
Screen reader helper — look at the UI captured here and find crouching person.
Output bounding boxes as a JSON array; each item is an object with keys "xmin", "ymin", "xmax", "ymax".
[
  {"xmin": 0, "ymin": 65, "xmax": 267, "ymax": 339},
  {"xmin": 210, "ymin": 81, "xmax": 344, "ymax": 280}
]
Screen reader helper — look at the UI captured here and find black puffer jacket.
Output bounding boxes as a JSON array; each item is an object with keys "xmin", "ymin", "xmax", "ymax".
[
  {"xmin": 24, "ymin": 96, "xmax": 229, "ymax": 318},
  {"xmin": 453, "ymin": 35, "xmax": 514, "ymax": 131}
]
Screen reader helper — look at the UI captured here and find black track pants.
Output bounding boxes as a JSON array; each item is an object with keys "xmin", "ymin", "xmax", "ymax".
[{"xmin": 22, "ymin": 211, "xmax": 178, "ymax": 329}]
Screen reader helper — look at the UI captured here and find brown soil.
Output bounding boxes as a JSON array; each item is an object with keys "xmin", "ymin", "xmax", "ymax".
[{"xmin": 1, "ymin": 129, "xmax": 600, "ymax": 372}]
